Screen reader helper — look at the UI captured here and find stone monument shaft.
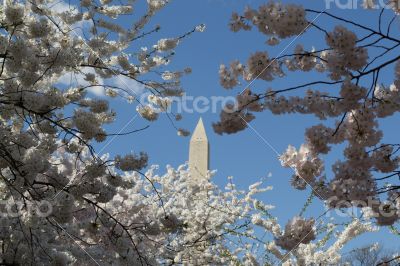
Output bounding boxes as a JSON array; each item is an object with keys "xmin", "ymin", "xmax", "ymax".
[{"xmin": 189, "ymin": 118, "xmax": 209, "ymax": 180}]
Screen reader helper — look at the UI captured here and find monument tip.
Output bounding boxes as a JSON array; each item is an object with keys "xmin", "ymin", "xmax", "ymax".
[{"xmin": 190, "ymin": 117, "xmax": 208, "ymax": 142}]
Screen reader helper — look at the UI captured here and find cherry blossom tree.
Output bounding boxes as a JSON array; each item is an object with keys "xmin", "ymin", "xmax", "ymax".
[
  {"xmin": 0, "ymin": 0, "xmax": 211, "ymax": 264},
  {"xmin": 0, "ymin": 141, "xmax": 378, "ymax": 265},
  {"xmin": 0, "ymin": 0, "xmax": 393, "ymax": 265},
  {"xmin": 215, "ymin": 1, "xmax": 400, "ymax": 226}
]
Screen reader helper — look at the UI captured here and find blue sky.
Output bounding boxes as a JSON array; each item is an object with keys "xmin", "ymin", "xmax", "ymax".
[{"xmin": 82, "ymin": 0, "xmax": 400, "ymax": 253}]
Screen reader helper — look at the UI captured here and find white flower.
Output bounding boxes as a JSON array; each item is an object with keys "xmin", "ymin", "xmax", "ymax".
[
  {"xmin": 177, "ymin": 128, "xmax": 190, "ymax": 137},
  {"xmin": 147, "ymin": 0, "xmax": 168, "ymax": 11},
  {"xmin": 137, "ymin": 105, "xmax": 159, "ymax": 121},
  {"xmin": 195, "ymin": 24, "xmax": 206, "ymax": 32},
  {"xmin": 362, "ymin": 0, "xmax": 377, "ymax": 9},
  {"xmin": 275, "ymin": 216, "xmax": 316, "ymax": 251},
  {"xmin": 157, "ymin": 38, "xmax": 179, "ymax": 51},
  {"xmin": 115, "ymin": 153, "xmax": 148, "ymax": 171},
  {"xmin": 4, "ymin": 4, "xmax": 24, "ymax": 24}
]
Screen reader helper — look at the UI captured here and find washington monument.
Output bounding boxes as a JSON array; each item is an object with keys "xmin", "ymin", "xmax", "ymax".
[{"xmin": 189, "ymin": 118, "xmax": 209, "ymax": 180}]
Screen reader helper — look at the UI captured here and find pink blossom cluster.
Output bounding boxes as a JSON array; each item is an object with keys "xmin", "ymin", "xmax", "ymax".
[{"xmin": 216, "ymin": 1, "xmax": 400, "ymax": 226}]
